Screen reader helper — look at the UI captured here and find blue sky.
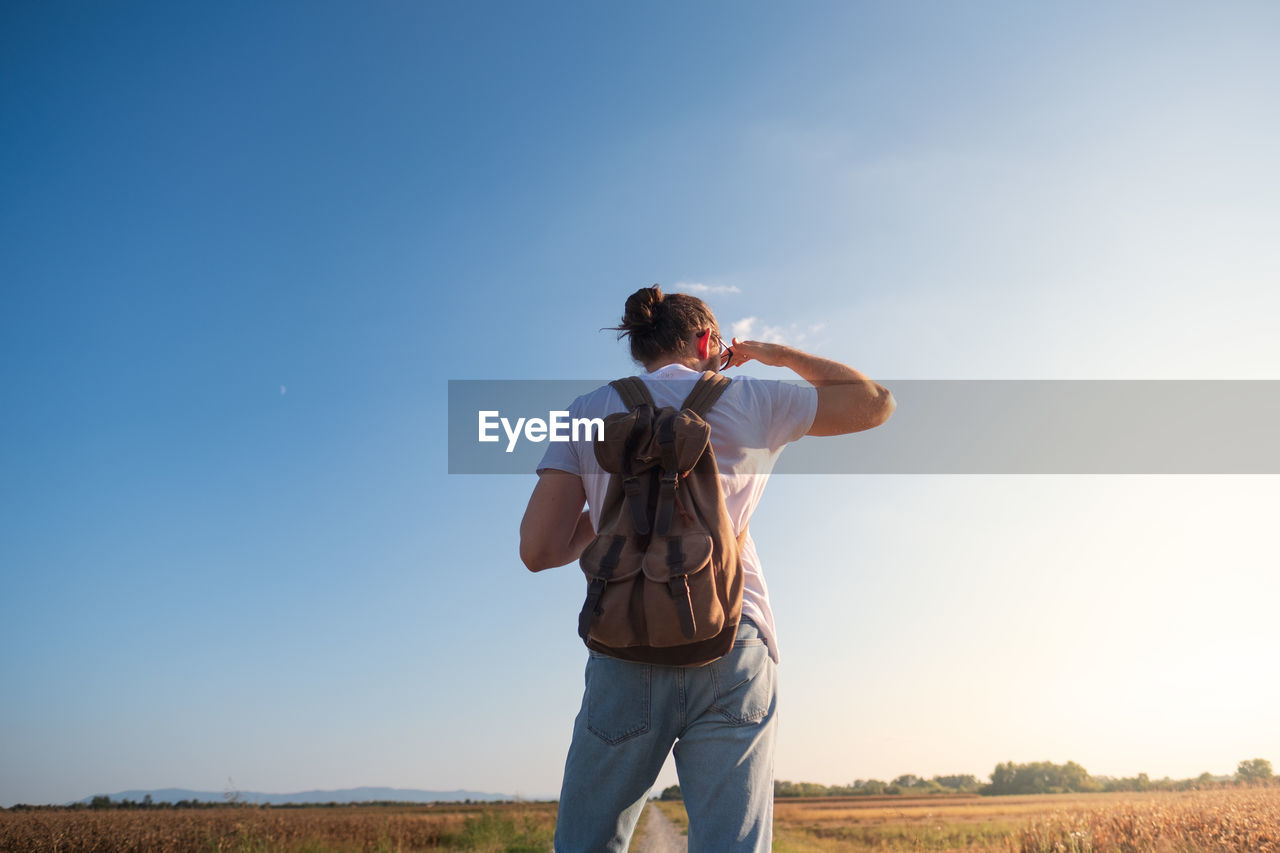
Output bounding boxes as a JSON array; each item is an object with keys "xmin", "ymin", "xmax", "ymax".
[{"xmin": 2, "ymin": 1, "xmax": 1278, "ymax": 806}]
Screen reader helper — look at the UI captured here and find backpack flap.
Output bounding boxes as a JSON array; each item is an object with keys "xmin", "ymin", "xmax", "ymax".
[
  {"xmin": 577, "ymin": 532, "xmax": 646, "ymax": 642},
  {"xmin": 649, "ymin": 410, "xmax": 712, "ymax": 475},
  {"xmin": 641, "ymin": 533, "xmax": 713, "ymax": 583},
  {"xmin": 643, "ymin": 533, "xmax": 716, "ymax": 641},
  {"xmin": 593, "ymin": 406, "xmax": 656, "ymax": 474},
  {"xmin": 579, "ymin": 533, "xmax": 647, "ymax": 584}
]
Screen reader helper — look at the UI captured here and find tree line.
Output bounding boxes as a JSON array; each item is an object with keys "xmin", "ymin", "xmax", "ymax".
[
  {"xmin": 657, "ymin": 758, "xmax": 1274, "ymax": 800},
  {"xmin": 985, "ymin": 758, "xmax": 1272, "ymax": 795}
]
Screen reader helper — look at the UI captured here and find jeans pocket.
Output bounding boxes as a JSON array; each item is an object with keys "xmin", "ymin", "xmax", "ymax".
[
  {"xmin": 709, "ymin": 639, "xmax": 775, "ymax": 725},
  {"xmin": 585, "ymin": 653, "xmax": 651, "ymax": 744}
]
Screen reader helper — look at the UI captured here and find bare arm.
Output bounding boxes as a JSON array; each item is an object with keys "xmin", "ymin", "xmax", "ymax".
[
  {"xmin": 519, "ymin": 470, "xmax": 595, "ymax": 571},
  {"xmin": 725, "ymin": 339, "xmax": 895, "ymax": 436}
]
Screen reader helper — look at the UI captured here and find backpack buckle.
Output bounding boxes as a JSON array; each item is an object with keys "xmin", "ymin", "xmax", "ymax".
[
  {"xmin": 668, "ymin": 574, "xmax": 696, "ymax": 639},
  {"xmin": 622, "ymin": 475, "xmax": 650, "ymax": 535},
  {"xmin": 654, "ymin": 472, "xmax": 679, "ymax": 535}
]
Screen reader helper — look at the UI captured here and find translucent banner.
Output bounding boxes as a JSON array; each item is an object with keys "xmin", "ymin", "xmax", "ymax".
[{"xmin": 447, "ymin": 380, "xmax": 1280, "ymax": 474}]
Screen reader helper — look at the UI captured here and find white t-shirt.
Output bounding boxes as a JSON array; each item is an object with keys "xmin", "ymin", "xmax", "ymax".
[{"xmin": 536, "ymin": 363, "xmax": 818, "ymax": 662}]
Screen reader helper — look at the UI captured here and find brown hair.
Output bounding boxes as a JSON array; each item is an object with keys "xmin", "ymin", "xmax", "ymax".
[{"xmin": 613, "ymin": 285, "xmax": 718, "ymax": 365}]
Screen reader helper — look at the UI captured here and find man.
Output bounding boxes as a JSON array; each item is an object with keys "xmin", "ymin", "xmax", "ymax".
[{"xmin": 521, "ymin": 285, "xmax": 894, "ymax": 852}]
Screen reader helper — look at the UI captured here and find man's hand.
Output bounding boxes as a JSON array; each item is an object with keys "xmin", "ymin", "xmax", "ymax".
[
  {"xmin": 722, "ymin": 339, "xmax": 788, "ymax": 370},
  {"xmin": 726, "ymin": 337, "xmax": 895, "ymax": 436}
]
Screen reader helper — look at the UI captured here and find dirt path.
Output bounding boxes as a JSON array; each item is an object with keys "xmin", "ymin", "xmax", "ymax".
[{"xmin": 632, "ymin": 802, "xmax": 688, "ymax": 853}]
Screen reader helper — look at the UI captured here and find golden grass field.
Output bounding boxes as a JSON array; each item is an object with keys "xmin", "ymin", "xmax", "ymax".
[
  {"xmin": 3, "ymin": 788, "xmax": 1279, "ymax": 851},
  {"xmin": 671, "ymin": 788, "xmax": 1280, "ymax": 852},
  {"xmin": 0, "ymin": 802, "xmax": 557, "ymax": 853}
]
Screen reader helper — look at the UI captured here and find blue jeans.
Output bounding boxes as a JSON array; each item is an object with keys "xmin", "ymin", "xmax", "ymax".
[{"xmin": 554, "ymin": 620, "xmax": 777, "ymax": 852}]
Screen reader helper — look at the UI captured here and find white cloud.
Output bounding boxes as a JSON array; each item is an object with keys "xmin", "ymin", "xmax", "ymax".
[
  {"xmin": 673, "ymin": 281, "xmax": 742, "ymax": 295},
  {"xmin": 758, "ymin": 325, "xmax": 792, "ymax": 345},
  {"xmin": 728, "ymin": 317, "xmax": 826, "ymax": 346}
]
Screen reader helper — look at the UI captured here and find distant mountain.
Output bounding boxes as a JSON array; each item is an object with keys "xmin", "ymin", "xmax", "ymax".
[{"xmin": 75, "ymin": 787, "xmax": 522, "ymax": 806}]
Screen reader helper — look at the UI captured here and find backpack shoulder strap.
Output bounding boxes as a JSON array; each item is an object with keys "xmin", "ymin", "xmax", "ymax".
[
  {"xmin": 610, "ymin": 376, "xmax": 656, "ymax": 411},
  {"xmin": 680, "ymin": 371, "xmax": 731, "ymax": 418},
  {"xmin": 604, "ymin": 376, "xmax": 657, "ymax": 536}
]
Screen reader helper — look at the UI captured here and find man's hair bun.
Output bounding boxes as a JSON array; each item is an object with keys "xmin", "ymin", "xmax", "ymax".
[{"xmin": 621, "ymin": 285, "xmax": 664, "ymax": 331}]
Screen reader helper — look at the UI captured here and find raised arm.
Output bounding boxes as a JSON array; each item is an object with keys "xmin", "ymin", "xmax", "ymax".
[
  {"xmin": 519, "ymin": 470, "xmax": 596, "ymax": 571},
  {"xmin": 725, "ymin": 340, "xmax": 895, "ymax": 436}
]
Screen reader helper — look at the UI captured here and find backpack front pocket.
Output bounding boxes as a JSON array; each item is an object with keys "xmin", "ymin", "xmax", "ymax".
[{"xmin": 641, "ymin": 533, "xmax": 722, "ymax": 644}]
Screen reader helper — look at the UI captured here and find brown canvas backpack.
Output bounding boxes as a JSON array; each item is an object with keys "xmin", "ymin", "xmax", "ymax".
[{"xmin": 577, "ymin": 371, "xmax": 747, "ymax": 666}]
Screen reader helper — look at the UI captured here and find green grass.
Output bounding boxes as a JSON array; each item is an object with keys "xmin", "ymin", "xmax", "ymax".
[
  {"xmin": 439, "ymin": 809, "xmax": 554, "ymax": 852},
  {"xmin": 652, "ymin": 801, "xmax": 689, "ymax": 834}
]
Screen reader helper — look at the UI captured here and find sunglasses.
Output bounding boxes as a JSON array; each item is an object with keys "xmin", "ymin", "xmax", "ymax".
[{"xmin": 697, "ymin": 329, "xmax": 734, "ymax": 367}]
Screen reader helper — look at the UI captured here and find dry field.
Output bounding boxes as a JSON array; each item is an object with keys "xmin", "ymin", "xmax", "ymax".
[
  {"xmin": 5, "ymin": 789, "xmax": 1280, "ymax": 852},
  {"xmin": 764, "ymin": 789, "xmax": 1280, "ymax": 852},
  {"xmin": 770, "ymin": 793, "xmax": 1031, "ymax": 851},
  {"xmin": 0, "ymin": 802, "xmax": 556, "ymax": 853}
]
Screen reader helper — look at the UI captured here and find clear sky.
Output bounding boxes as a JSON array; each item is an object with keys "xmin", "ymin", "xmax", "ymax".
[{"xmin": 2, "ymin": 1, "xmax": 1278, "ymax": 807}]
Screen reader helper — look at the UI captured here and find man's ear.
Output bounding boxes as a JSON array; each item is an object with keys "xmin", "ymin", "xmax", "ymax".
[{"xmin": 697, "ymin": 329, "xmax": 712, "ymax": 359}]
